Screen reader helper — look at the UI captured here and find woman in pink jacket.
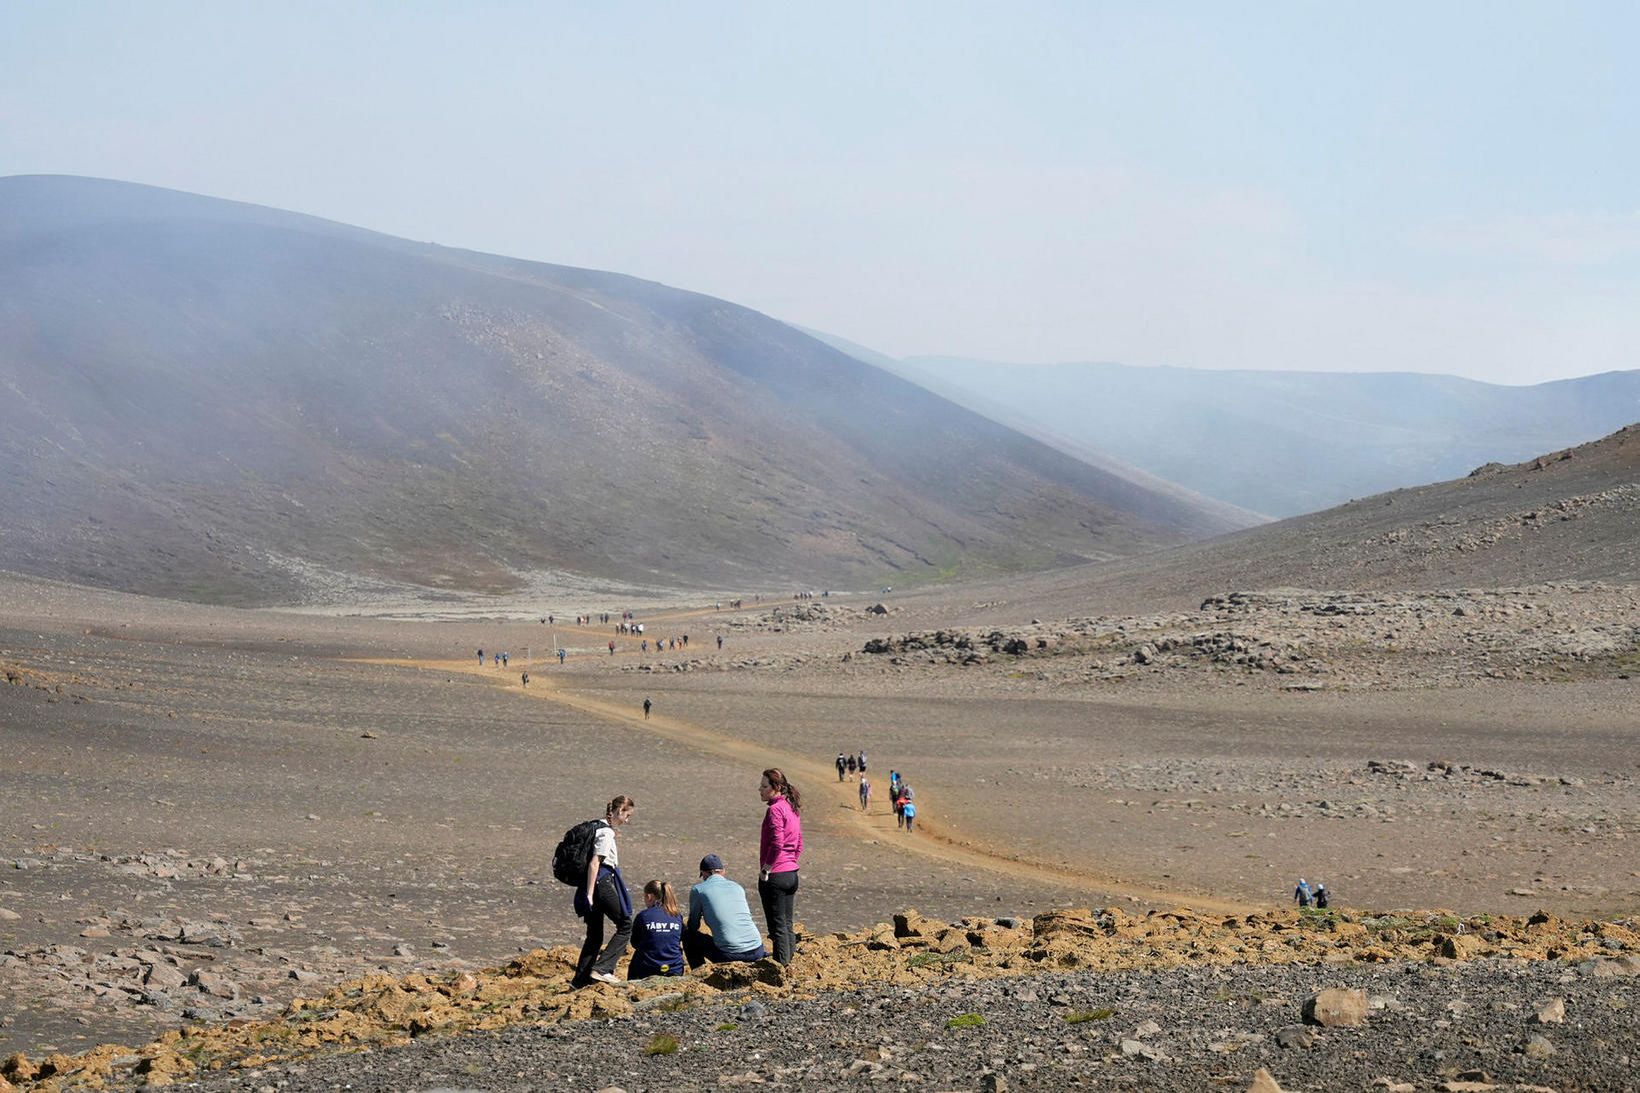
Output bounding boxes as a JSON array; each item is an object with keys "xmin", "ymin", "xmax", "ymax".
[{"xmin": 757, "ymin": 767, "xmax": 804, "ymax": 964}]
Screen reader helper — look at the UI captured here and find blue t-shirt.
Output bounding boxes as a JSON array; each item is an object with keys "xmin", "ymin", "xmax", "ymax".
[
  {"xmin": 687, "ymin": 874, "xmax": 763, "ymax": 953},
  {"xmin": 902, "ymin": 801, "xmax": 917, "ymax": 818},
  {"xmin": 629, "ymin": 906, "xmax": 684, "ymax": 976}
]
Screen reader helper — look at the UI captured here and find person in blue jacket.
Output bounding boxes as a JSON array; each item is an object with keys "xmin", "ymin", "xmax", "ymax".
[{"xmin": 627, "ymin": 879, "xmax": 685, "ymax": 979}]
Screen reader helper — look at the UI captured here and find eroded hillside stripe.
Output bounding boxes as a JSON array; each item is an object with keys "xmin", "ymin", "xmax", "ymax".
[{"xmin": 354, "ymin": 657, "xmax": 1253, "ymax": 914}]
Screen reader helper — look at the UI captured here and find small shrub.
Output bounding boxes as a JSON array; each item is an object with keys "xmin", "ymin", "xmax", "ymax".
[
  {"xmin": 644, "ymin": 1034, "xmax": 679, "ymax": 1056},
  {"xmin": 716, "ymin": 1021, "xmax": 739, "ymax": 1032},
  {"xmin": 1064, "ymin": 1007, "xmax": 1114, "ymax": 1024},
  {"xmin": 908, "ymin": 950, "xmax": 971, "ymax": 969},
  {"xmin": 945, "ymin": 1013, "xmax": 985, "ymax": 1030}
]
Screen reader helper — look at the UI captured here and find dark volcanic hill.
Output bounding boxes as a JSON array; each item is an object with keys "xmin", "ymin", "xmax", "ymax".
[
  {"xmin": 0, "ymin": 176, "xmax": 1250, "ymax": 605},
  {"xmin": 918, "ymin": 423, "xmax": 1640, "ymax": 620}
]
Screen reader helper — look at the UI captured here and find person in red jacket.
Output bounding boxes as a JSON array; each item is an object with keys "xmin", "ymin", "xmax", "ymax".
[{"xmin": 757, "ymin": 767, "xmax": 804, "ymax": 964}]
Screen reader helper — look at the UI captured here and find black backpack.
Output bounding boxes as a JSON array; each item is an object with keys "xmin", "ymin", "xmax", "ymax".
[{"xmin": 551, "ymin": 819, "xmax": 607, "ymax": 886}]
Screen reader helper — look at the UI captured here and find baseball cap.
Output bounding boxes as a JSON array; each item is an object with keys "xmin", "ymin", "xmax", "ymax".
[{"xmin": 699, "ymin": 853, "xmax": 725, "ymax": 873}]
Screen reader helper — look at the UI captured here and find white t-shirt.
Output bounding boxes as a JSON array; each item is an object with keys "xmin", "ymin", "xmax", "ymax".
[{"xmin": 591, "ymin": 822, "xmax": 618, "ymax": 868}]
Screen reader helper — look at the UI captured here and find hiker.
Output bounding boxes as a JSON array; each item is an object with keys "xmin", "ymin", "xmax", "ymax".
[
  {"xmin": 757, "ymin": 767, "xmax": 804, "ymax": 965},
  {"xmin": 521, "ymin": 672, "xmax": 529, "ymax": 688},
  {"xmin": 901, "ymin": 796, "xmax": 917, "ymax": 833},
  {"xmin": 836, "ymin": 753, "xmax": 847, "ymax": 782},
  {"xmin": 894, "ymin": 786, "xmax": 908, "ymax": 830},
  {"xmin": 557, "ymin": 649, "xmax": 566, "ymax": 665},
  {"xmin": 846, "ymin": 753, "xmax": 858, "ymax": 778},
  {"xmin": 571, "ymin": 795, "xmax": 636, "ymax": 987},
  {"xmin": 609, "ymin": 640, "xmax": 616, "ymax": 656},
  {"xmin": 643, "ymin": 697, "xmax": 651, "ymax": 719},
  {"xmin": 627, "ymin": 879, "xmax": 685, "ymax": 980},
  {"xmin": 476, "ymin": 648, "xmax": 484, "ymax": 665},
  {"xmin": 716, "ymin": 635, "xmax": 723, "ymax": 650},
  {"xmin": 857, "ymin": 750, "xmax": 867, "ymax": 774},
  {"xmin": 501, "ymin": 652, "xmax": 508, "ymax": 667},
  {"xmin": 858, "ymin": 775, "xmax": 871, "ymax": 811},
  {"xmin": 1314, "ymin": 882, "xmax": 1330, "ymax": 909},
  {"xmin": 683, "ymin": 854, "xmax": 767, "ymax": 968},
  {"xmin": 1294, "ymin": 878, "xmax": 1312, "ymax": 907}
]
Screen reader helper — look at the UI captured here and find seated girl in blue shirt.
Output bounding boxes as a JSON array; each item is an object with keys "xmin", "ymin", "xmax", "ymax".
[{"xmin": 627, "ymin": 879, "xmax": 685, "ymax": 979}]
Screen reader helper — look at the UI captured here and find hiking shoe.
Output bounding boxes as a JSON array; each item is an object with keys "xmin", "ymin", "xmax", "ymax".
[{"xmin": 589, "ymin": 971, "xmax": 623, "ymax": 985}]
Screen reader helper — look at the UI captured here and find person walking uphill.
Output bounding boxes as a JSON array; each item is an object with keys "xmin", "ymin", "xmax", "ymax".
[
  {"xmin": 571, "ymin": 795, "xmax": 636, "ymax": 987},
  {"xmin": 757, "ymin": 767, "xmax": 803, "ymax": 965}
]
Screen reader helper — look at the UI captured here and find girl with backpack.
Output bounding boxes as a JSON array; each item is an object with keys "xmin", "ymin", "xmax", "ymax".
[
  {"xmin": 626, "ymin": 879, "xmax": 684, "ymax": 979},
  {"xmin": 572, "ymin": 795, "xmax": 635, "ymax": 987},
  {"xmin": 757, "ymin": 768, "xmax": 804, "ymax": 965}
]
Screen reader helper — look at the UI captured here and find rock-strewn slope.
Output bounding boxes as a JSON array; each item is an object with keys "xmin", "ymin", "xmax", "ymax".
[
  {"xmin": 851, "ymin": 584, "xmax": 1640, "ymax": 691},
  {"xmin": 4, "ymin": 905, "xmax": 1635, "ymax": 1090}
]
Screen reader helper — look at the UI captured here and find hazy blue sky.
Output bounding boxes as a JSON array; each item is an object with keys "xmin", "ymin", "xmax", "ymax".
[{"xmin": 3, "ymin": 3, "xmax": 1635, "ymax": 383}]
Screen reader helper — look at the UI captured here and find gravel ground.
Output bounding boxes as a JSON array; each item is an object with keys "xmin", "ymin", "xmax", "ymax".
[{"xmin": 186, "ymin": 959, "xmax": 1639, "ymax": 1093}]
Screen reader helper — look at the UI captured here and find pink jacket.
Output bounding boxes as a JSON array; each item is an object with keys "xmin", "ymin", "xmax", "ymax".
[{"xmin": 760, "ymin": 794, "xmax": 803, "ymax": 874}]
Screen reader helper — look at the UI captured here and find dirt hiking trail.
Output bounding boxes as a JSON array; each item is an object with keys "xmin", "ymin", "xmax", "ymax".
[{"xmin": 360, "ymin": 657, "xmax": 1254, "ymax": 915}]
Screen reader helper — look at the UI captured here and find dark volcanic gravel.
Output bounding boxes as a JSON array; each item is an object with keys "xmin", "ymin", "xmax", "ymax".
[{"xmin": 186, "ymin": 959, "xmax": 1638, "ymax": 1092}]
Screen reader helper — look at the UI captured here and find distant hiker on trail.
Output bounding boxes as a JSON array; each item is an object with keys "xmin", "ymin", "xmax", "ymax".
[
  {"xmin": 684, "ymin": 854, "xmax": 767, "ymax": 968},
  {"xmin": 562, "ymin": 795, "xmax": 636, "ymax": 987},
  {"xmin": 888, "ymin": 770, "xmax": 900, "ymax": 799},
  {"xmin": 901, "ymin": 797, "xmax": 917, "ymax": 833},
  {"xmin": 758, "ymin": 767, "xmax": 803, "ymax": 965},
  {"xmin": 1294, "ymin": 878, "xmax": 1312, "ymax": 907},
  {"xmin": 521, "ymin": 672, "xmax": 529, "ymax": 688},
  {"xmin": 501, "ymin": 652, "xmax": 509, "ymax": 667},
  {"xmin": 836, "ymin": 753, "xmax": 847, "ymax": 782},
  {"xmin": 627, "ymin": 879, "xmax": 684, "ymax": 980},
  {"xmin": 717, "ymin": 635, "xmax": 723, "ymax": 650},
  {"xmin": 1314, "ymin": 882, "xmax": 1330, "ymax": 909},
  {"xmin": 609, "ymin": 640, "xmax": 616, "ymax": 656},
  {"xmin": 477, "ymin": 649, "xmax": 484, "ymax": 665},
  {"xmin": 643, "ymin": 697, "xmax": 651, "ymax": 719},
  {"xmin": 557, "ymin": 649, "xmax": 566, "ymax": 665},
  {"xmin": 493, "ymin": 653, "xmax": 500, "ymax": 667},
  {"xmin": 858, "ymin": 775, "xmax": 871, "ymax": 811},
  {"xmin": 846, "ymin": 753, "xmax": 858, "ymax": 778},
  {"xmin": 857, "ymin": 750, "xmax": 867, "ymax": 774}
]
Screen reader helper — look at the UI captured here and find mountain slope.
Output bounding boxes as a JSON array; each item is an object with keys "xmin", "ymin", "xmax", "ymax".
[
  {"xmin": 0, "ymin": 175, "xmax": 1250, "ymax": 605},
  {"xmin": 806, "ymin": 338, "xmax": 1640, "ymax": 519},
  {"xmin": 934, "ymin": 423, "xmax": 1640, "ymax": 619}
]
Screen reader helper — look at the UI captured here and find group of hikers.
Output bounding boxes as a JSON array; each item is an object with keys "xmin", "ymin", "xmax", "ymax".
[
  {"xmin": 561, "ymin": 769, "xmax": 804, "ymax": 988},
  {"xmin": 836, "ymin": 751, "xmax": 919, "ymax": 832},
  {"xmin": 1293, "ymin": 878, "xmax": 1331, "ymax": 908}
]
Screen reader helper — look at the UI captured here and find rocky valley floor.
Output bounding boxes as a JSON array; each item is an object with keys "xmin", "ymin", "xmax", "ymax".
[{"xmin": 2, "ymin": 572, "xmax": 1637, "ymax": 1088}]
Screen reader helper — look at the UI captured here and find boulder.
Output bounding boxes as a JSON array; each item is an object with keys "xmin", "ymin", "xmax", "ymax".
[
  {"xmin": 1248, "ymin": 1069, "xmax": 1285, "ymax": 1093},
  {"xmin": 1302, "ymin": 988, "xmax": 1369, "ymax": 1027},
  {"xmin": 1532, "ymin": 998, "xmax": 1565, "ymax": 1025}
]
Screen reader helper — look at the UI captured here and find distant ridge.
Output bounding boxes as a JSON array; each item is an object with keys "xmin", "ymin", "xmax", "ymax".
[
  {"xmin": 806, "ymin": 331, "xmax": 1640, "ymax": 519},
  {"xmin": 0, "ymin": 175, "xmax": 1251, "ymax": 605},
  {"xmin": 977, "ymin": 423, "xmax": 1640, "ymax": 617}
]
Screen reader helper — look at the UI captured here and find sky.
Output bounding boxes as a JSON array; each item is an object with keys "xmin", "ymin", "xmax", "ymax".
[{"xmin": 2, "ymin": 2, "xmax": 1636, "ymax": 384}]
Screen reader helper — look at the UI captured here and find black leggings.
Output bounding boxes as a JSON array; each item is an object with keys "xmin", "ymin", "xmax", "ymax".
[
  {"xmin": 757, "ymin": 869, "xmax": 800, "ymax": 964},
  {"xmin": 574, "ymin": 870, "xmax": 632, "ymax": 984}
]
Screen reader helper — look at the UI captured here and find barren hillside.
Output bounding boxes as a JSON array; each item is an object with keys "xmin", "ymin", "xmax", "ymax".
[{"xmin": 0, "ymin": 176, "xmax": 1249, "ymax": 605}]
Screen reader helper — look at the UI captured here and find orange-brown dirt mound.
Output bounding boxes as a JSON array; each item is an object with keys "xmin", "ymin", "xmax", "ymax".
[{"xmin": 5, "ymin": 905, "xmax": 1635, "ymax": 1089}]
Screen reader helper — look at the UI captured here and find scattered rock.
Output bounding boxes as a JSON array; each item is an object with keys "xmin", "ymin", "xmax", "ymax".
[
  {"xmin": 1532, "ymin": 997, "xmax": 1565, "ymax": 1024},
  {"xmin": 1522, "ymin": 1033, "xmax": 1555, "ymax": 1059},
  {"xmin": 1303, "ymin": 988, "xmax": 1369, "ymax": 1027},
  {"xmin": 1248, "ymin": 1068, "xmax": 1285, "ymax": 1093}
]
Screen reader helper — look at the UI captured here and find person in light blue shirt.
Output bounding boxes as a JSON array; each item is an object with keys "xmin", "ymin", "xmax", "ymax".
[{"xmin": 683, "ymin": 854, "xmax": 767, "ymax": 967}]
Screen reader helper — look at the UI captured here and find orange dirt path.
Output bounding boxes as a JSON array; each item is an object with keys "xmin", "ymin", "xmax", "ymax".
[{"xmin": 357, "ymin": 657, "xmax": 1256, "ymax": 915}]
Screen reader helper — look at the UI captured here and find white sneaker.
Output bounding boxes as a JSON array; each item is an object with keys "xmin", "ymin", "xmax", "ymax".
[{"xmin": 589, "ymin": 971, "xmax": 622, "ymax": 985}]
